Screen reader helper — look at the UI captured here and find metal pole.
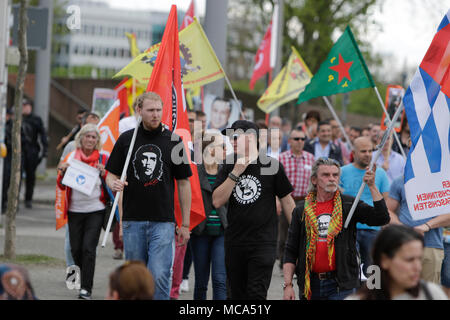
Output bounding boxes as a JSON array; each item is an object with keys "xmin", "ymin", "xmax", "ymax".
[
  {"xmin": 269, "ymin": 0, "xmax": 283, "ymax": 118},
  {"xmin": 344, "ymin": 101, "xmax": 405, "ymax": 228},
  {"xmin": 203, "ymin": 0, "xmax": 228, "ymax": 98},
  {"xmin": 101, "ymin": 116, "xmax": 142, "ymax": 247},
  {"xmin": 35, "ymin": 0, "xmax": 53, "ymax": 175},
  {"xmin": 323, "ymin": 96, "xmax": 353, "ymax": 150},
  {"xmin": 373, "ymin": 86, "xmax": 407, "ymax": 159}
]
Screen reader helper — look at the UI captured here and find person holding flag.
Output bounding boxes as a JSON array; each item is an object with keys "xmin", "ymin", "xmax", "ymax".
[
  {"xmin": 105, "ymin": 92, "xmax": 192, "ymax": 300},
  {"xmin": 283, "ymin": 158, "xmax": 390, "ymax": 300}
]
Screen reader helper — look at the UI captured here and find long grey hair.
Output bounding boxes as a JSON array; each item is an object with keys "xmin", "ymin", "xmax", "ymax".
[{"xmin": 306, "ymin": 158, "xmax": 342, "ymax": 194}]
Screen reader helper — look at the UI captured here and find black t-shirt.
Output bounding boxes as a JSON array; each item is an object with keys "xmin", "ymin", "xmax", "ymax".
[
  {"xmin": 213, "ymin": 156, "xmax": 293, "ymax": 246},
  {"xmin": 106, "ymin": 123, "xmax": 192, "ymax": 222}
]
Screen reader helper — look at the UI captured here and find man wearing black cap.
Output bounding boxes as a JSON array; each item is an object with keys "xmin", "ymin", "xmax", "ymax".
[
  {"xmin": 21, "ymin": 100, "xmax": 48, "ymax": 208},
  {"xmin": 212, "ymin": 120, "xmax": 296, "ymax": 300}
]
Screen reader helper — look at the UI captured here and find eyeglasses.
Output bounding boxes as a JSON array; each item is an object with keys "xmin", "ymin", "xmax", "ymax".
[{"xmin": 291, "ymin": 137, "xmax": 306, "ymax": 141}]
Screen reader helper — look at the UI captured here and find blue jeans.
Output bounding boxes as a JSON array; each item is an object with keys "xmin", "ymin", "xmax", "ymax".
[
  {"xmin": 356, "ymin": 229, "xmax": 378, "ymax": 277},
  {"xmin": 303, "ymin": 276, "xmax": 355, "ymax": 300},
  {"xmin": 65, "ymin": 225, "xmax": 75, "ymax": 267},
  {"xmin": 441, "ymin": 242, "xmax": 450, "ymax": 288},
  {"xmin": 122, "ymin": 221, "xmax": 175, "ymax": 300},
  {"xmin": 190, "ymin": 234, "xmax": 227, "ymax": 300}
]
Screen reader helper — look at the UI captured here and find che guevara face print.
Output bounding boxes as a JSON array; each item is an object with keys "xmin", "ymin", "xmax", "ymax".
[{"xmin": 132, "ymin": 144, "xmax": 163, "ymax": 185}]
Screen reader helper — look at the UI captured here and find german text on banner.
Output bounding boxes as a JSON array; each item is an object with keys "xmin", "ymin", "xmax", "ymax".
[
  {"xmin": 114, "ymin": 17, "xmax": 224, "ymax": 90},
  {"xmin": 249, "ymin": 21, "xmax": 272, "ymax": 90},
  {"xmin": 403, "ymin": 10, "xmax": 450, "ymax": 220},
  {"xmin": 297, "ymin": 26, "xmax": 375, "ymax": 104},
  {"xmin": 258, "ymin": 47, "xmax": 312, "ymax": 113},
  {"xmin": 146, "ymin": 5, "xmax": 205, "ymax": 230}
]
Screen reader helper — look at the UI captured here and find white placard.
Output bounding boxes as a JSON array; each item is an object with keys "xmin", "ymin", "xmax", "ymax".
[{"xmin": 62, "ymin": 159, "xmax": 100, "ymax": 196}]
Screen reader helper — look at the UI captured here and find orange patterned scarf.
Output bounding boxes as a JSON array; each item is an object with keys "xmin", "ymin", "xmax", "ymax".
[{"xmin": 303, "ymin": 191, "xmax": 343, "ymax": 300}]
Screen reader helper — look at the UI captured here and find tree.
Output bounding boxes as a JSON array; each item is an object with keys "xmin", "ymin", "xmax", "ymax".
[{"xmin": 4, "ymin": 0, "xmax": 29, "ymax": 259}]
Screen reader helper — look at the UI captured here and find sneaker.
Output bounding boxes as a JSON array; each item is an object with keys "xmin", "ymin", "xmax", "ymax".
[
  {"xmin": 112, "ymin": 249, "xmax": 123, "ymax": 260},
  {"xmin": 25, "ymin": 201, "xmax": 32, "ymax": 209},
  {"xmin": 79, "ymin": 289, "xmax": 92, "ymax": 300},
  {"xmin": 180, "ymin": 279, "xmax": 189, "ymax": 293}
]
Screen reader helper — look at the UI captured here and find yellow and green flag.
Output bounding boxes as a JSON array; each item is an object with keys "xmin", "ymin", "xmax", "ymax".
[
  {"xmin": 114, "ymin": 17, "xmax": 225, "ymax": 89},
  {"xmin": 297, "ymin": 26, "xmax": 375, "ymax": 104},
  {"xmin": 258, "ymin": 47, "xmax": 312, "ymax": 113}
]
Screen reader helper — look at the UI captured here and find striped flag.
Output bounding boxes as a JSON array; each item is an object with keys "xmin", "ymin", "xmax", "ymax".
[{"xmin": 403, "ymin": 10, "xmax": 450, "ymax": 220}]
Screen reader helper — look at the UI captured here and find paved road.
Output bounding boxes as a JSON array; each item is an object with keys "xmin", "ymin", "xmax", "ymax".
[{"xmin": 0, "ymin": 181, "xmax": 299, "ymax": 300}]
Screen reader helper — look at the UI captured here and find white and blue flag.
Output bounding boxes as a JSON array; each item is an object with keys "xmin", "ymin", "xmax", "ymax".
[{"xmin": 404, "ymin": 10, "xmax": 450, "ymax": 220}]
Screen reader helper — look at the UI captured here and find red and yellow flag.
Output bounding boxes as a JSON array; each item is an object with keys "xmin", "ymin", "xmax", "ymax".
[{"xmin": 146, "ymin": 5, "xmax": 205, "ymax": 231}]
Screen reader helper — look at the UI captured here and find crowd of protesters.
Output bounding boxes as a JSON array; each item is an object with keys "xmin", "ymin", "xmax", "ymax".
[{"xmin": 2, "ymin": 91, "xmax": 444, "ymax": 301}]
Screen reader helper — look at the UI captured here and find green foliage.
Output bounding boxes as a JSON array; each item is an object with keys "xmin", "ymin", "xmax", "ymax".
[{"xmin": 0, "ymin": 254, "xmax": 65, "ymax": 266}]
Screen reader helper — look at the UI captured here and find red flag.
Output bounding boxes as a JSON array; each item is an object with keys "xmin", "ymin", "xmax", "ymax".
[
  {"xmin": 180, "ymin": 0, "xmax": 194, "ymax": 30},
  {"xmin": 115, "ymin": 78, "xmax": 131, "ymax": 118},
  {"xmin": 146, "ymin": 5, "xmax": 205, "ymax": 231},
  {"xmin": 249, "ymin": 21, "xmax": 272, "ymax": 90}
]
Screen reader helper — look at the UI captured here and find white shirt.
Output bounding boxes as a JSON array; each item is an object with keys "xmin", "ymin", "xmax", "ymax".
[
  {"xmin": 119, "ymin": 116, "xmax": 138, "ymax": 135},
  {"xmin": 373, "ymin": 150, "xmax": 405, "ymax": 184},
  {"xmin": 314, "ymin": 139, "xmax": 332, "ymax": 159},
  {"xmin": 69, "ymin": 176, "xmax": 105, "ymax": 213}
]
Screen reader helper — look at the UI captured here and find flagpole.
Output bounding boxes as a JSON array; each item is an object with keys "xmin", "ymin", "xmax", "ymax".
[
  {"xmin": 322, "ymin": 96, "xmax": 353, "ymax": 150},
  {"xmin": 101, "ymin": 116, "xmax": 142, "ymax": 247},
  {"xmin": 223, "ymin": 73, "xmax": 246, "ymax": 120},
  {"xmin": 344, "ymin": 101, "xmax": 404, "ymax": 228},
  {"xmin": 373, "ymin": 86, "xmax": 407, "ymax": 159}
]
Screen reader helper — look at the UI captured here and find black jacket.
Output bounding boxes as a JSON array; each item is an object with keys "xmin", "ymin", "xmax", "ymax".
[
  {"xmin": 303, "ymin": 139, "xmax": 343, "ymax": 166},
  {"xmin": 284, "ymin": 194, "xmax": 390, "ymax": 297},
  {"xmin": 192, "ymin": 164, "xmax": 228, "ymax": 236},
  {"xmin": 22, "ymin": 114, "xmax": 48, "ymax": 156}
]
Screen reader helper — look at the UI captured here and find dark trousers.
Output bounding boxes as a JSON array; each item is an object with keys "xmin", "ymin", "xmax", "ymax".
[
  {"xmin": 182, "ymin": 240, "xmax": 192, "ymax": 280},
  {"xmin": 68, "ymin": 210, "xmax": 104, "ymax": 292},
  {"xmin": 22, "ymin": 151, "xmax": 39, "ymax": 202},
  {"xmin": 225, "ymin": 244, "xmax": 276, "ymax": 300},
  {"xmin": 277, "ymin": 213, "xmax": 289, "ymax": 267}
]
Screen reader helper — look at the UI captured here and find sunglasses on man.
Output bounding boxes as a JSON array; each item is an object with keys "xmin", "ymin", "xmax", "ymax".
[{"xmin": 290, "ymin": 137, "xmax": 306, "ymax": 141}]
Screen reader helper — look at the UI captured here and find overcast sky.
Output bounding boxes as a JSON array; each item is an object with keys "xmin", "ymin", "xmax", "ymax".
[{"xmin": 105, "ymin": 0, "xmax": 450, "ymax": 71}]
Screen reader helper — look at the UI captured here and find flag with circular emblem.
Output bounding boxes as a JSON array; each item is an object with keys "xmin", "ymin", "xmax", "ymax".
[{"xmin": 297, "ymin": 26, "xmax": 375, "ymax": 104}]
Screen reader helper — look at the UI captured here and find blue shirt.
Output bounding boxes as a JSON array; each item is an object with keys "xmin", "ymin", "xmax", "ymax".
[
  {"xmin": 313, "ymin": 138, "xmax": 332, "ymax": 159},
  {"xmin": 389, "ymin": 176, "xmax": 444, "ymax": 249},
  {"xmin": 340, "ymin": 164, "xmax": 390, "ymax": 230}
]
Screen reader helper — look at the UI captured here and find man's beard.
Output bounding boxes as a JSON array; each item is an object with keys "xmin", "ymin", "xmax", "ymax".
[{"xmin": 324, "ymin": 184, "xmax": 338, "ymax": 193}]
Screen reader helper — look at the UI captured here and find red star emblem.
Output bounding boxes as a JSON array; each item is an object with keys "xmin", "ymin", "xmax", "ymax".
[{"xmin": 329, "ymin": 54, "xmax": 353, "ymax": 84}]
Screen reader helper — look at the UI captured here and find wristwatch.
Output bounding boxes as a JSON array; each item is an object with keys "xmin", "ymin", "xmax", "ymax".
[
  {"xmin": 228, "ymin": 172, "xmax": 239, "ymax": 182},
  {"xmin": 282, "ymin": 282, "xmax": 292, "ymax": 289}
]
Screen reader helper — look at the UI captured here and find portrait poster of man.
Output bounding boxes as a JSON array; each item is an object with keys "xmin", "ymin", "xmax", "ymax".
[
  {"xmin": 204, "ymin": 94, "xmax": 240, "ymax": 131},
  {"xmin": 380, "ymin": 85, "xmax": 405, "ymax": 132},
  {"xmin": 92, "ymin": 88, "xmax": 117, "ymax": 119}
]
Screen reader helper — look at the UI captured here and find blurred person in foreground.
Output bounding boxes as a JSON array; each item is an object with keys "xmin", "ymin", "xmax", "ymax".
[
  {"xmin": 0, "ymin": 264, "xmax": 37, "ymax": 300},
  {"xmin": 346, "ymin": 225, "xmax": 448, "ymax": 300},
  {"xmin": 106, "ymin": 261, "xmax": 155, "ymax": 300}
]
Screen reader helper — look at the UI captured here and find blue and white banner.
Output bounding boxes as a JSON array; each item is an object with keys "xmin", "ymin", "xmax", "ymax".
[{"xmin": 404, "ymin": 10, "xmax": 450, "ymax": 220}]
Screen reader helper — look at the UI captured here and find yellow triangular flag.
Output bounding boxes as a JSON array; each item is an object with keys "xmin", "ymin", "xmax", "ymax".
[
  {"xmin": 257, "ymin": 47, "xmax": 313, "ymax": 113},
  {"xmin": 115, "ymin": 18, "xmax": 225, "ymax": 89}
]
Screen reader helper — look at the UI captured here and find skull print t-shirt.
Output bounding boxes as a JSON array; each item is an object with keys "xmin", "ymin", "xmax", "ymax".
[
  {"xmin": 312, "ymin": 198, "xmax": 336, "ymax": 273},
  {"xmin": 213, "ymin": 156, "xmax": 293, "ymax": 246},
  {"xmin": 106, "ymin": 123, "xmax": 192, "ymax": 222}
]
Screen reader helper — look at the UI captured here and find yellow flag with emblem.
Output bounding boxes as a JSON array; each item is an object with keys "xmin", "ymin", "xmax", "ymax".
[
  {"xmin": 257, "ymin": 47, "xmax": 312, "ymax": 114},
  {"xmin": 114, "ymin": 18, "xmax": 225, "ymax": 89}
]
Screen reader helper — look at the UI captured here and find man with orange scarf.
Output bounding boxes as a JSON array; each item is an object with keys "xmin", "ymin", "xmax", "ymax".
[{"xmin": 282, "ymin": 158, "xmax": 390, "ymax": 300}]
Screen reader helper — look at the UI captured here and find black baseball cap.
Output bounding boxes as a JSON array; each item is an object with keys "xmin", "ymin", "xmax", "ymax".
[{"xmin": 221, "ymin": 120, "xmax": 259, "ymax": 137}]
